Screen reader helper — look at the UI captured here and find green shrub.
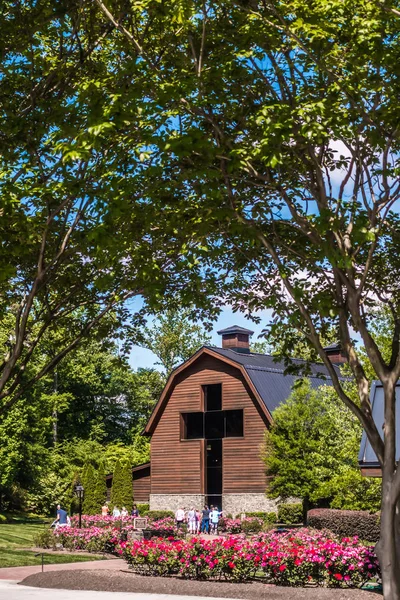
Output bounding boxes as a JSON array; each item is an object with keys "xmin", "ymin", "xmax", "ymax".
[
  {"xmin": 307, "ymin": 508, "xmax": 380, "ymax": 542},
  {"xmin": 278, "ymin": 503, "xmax": 303, "ymax": 524},
  {"xmin": 245, "ymin": 511, "xmax": 277, "ymax": 524},
  {"xmin": 34, "ymin": 529, "xmax": 55, "ymax": 549},
  {"xmin": 137, "ymin": 503, "xmax": 150, "ymax": 516},
  {"xmin": 146, "ymin": 510, "xmax": 174, "ymax": 520},
  {"xmin": 241, "ymin": 519, "xmax": 263, "ymax": 534}
]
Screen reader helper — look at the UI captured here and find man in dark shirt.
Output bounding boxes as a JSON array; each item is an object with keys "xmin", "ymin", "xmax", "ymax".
[
  {"xmin": 201, "ymin": 505, "xmax": 210, "ymax": 534},
  {"xmin": 55, "ymin": 504, "xmax": 68, "ymax": 527}
]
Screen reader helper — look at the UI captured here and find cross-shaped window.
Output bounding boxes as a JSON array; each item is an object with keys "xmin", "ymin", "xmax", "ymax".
[{"xmin": 181, "ymin": 384, "xmax": 244, "ymax": 440}]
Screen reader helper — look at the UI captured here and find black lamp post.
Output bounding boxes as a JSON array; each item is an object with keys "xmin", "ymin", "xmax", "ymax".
[{"xmin": 74, "ymin": 484, "xmax": 84, "ymax": 528}]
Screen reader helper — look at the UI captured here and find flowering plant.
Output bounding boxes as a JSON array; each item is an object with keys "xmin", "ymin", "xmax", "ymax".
[{"xmin": 119, "ymin": 528, "xmax": 380, "ymax": 587}]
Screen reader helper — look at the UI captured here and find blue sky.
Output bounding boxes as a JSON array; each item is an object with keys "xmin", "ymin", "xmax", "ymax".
[{"xmin": 128, "ymin": 305, "xmax": 273, "ymax": 371}]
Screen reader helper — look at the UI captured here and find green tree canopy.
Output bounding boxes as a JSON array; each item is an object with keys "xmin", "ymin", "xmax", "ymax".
[
  {"xmin": 88, "ymin": 1, "xmax": 400, "ymax": 591},
  {"xmin": 265, "ymin": 380, "xmax": 381, "ymax": 512},
  {"xmin": 138, "ymin": 308, "xmax": 212, "ymax": 375}
]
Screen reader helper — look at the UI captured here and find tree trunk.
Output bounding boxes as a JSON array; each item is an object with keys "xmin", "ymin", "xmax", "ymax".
[{"xmin": 375, "ymin": 482, "xmax": 400, "ymax": 599}]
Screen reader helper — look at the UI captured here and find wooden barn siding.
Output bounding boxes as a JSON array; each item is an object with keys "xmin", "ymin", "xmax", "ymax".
[
  {"xmin": 133, "ymin": 468, "xmax": 151, "ymax": 503},
  {"xmin": 223, "ymin": 378, "xmax": 269, "ymax": 494},
  {"xmin": 150, "ymin": 354, "xmax": 268, "ymax": 495}
]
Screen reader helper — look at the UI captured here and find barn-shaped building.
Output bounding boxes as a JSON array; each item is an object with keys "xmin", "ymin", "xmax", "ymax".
[{"xmin": 110, "ymin": 326, "xmax": 344, "ymax": 514}]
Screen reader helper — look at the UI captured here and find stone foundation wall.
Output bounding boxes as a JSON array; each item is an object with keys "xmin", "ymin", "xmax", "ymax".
[
  {"xmin": 150, "ymin": 494, "xmax": 205, "ymax": 511},
  {"xmin": 222, "ymin": 494, "xmax": 279, "ymax": 517}
]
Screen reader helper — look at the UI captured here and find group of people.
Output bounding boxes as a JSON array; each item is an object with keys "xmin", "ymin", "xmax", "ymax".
[
  {"xmin": 175, "ymin": 505, "xmax": 221, "ymax": 534},
  {"xmin": 102, "ymin": 503, "xmax": 140, "ymax": 518}
]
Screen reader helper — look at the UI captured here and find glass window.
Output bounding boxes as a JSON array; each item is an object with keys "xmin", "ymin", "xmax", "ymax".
[
  {"xmin": 182, "ymin": 412, "xmax": 204, "ymax": 439},
  {"xmin": 225, "ymin": 409, "xmax": 244, "ymax": 437},
  {"xmin": 206, "ymin": 439, "xmax": 222, "ymax": 467},
  {"xmin": 204, "ymin": 384, "xmax": 222, "ymax": 411},
  {"xmin": 205, "ymin": 410, "xmax": 224, "ymax": 439}
]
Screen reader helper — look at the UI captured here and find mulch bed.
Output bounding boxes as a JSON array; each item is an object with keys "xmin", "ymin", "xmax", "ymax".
[{"xmin": 20, "ymin": 569, "xmax": 379, "ymax": 599}]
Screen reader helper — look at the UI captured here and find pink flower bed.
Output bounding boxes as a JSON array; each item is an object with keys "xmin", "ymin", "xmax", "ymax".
[
  {"xmin": 118, "ymin": 528, "xmax": 380, "ymax": 587},
  {"xmin": 219, "ymin": 517, "xmax": 264, "ymax": 534},
  {"xmin": 70, "ymin": 514, "xmax": 137, "ymax": 528}
]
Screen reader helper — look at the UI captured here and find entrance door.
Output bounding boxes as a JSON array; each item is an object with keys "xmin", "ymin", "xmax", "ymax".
[{"xmin": 206, "ymin": 439, "xmax": 222, "ymax": 509}]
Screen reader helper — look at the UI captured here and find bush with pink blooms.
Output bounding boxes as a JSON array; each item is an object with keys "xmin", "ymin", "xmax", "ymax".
[
  {"xmin": 219, "ymin": 516, "xmax": 264, "ymax": 534},
  {"xmin": 119, "ymin": 528, "xmax": 380, "ymax": 587},
  {"xmin": 69, "ymin": 514, "xmax": 137, "ymax": 528}
]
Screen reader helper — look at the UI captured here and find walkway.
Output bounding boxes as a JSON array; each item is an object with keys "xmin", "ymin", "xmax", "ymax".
[
  {"xmin": 0, "ymin": 558, "xmax": 125, "ymax": 581},
  {"xmin": 0, "ymin": 581, "xmax": 226, "ymax": 600}
]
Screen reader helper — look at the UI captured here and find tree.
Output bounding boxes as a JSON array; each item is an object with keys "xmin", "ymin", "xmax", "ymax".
[
  {"xmin": 82, "ymin": 463, "xmax": 96, "ymax": 515},
  {"xmin": 265, "ymin": 381, "xmax": 381, "ymax": 517},
  {"xmin": 0, "ymin": 2, "xmax": 218, "ymax": 416},
  {"xmin": 110, "ymin": 459, "xmax": 123, "ymax": 510},
  {"xmin": 139, "ymin": 308, "xmax": 212, "ymax": 375},
  {"xmin": 93, "ymin": 462, "xmax": 108, "ymax": 514},
  {"xmin": 120, "ymin": 461, "xmax": 134, "ymax": 513},
  {"xmin": 92, "ymin": 1, "xmax": 400, "ymax": 594}
]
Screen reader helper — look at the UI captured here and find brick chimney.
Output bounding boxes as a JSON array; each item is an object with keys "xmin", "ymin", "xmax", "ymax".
[
  {"xmin": 217, "ymin": 325, "xmax": 254, "ymax": 354},
  {"xmin": 323, "ymin": 342, "xmax": 347, "ymax": 364}
]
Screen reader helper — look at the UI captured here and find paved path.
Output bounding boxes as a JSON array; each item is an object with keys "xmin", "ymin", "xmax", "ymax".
[
  {"xmin": 0, "ymin": 580, "xmax": 231, "ymax": 600},
  {"xmin": 0, "ymin": 558, "xmax": 125, "ymax": 581}
]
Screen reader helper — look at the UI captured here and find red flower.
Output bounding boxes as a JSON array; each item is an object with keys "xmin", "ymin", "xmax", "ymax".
[
  {"xmin": 333, "ymin": 573, "xmax": 343, "ymax": 580},
  {"xmin": 228, "ymin": 562, "xmax": 235, "ymax": 569},
  {"xmin": 279, "ymin": 564, "xmax": 286, "ymax": 571}
]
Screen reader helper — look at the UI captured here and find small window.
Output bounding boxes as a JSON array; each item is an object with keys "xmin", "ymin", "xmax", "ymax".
[
  {"xmin": 204, "ymin": 384, "xmax": 222, "ymax": 411},
  {"xmin": 225, "ymin": 409, "xmax": 244, "ymax": 437},
  {"xmin": 205, "ymin": 410, "xmax": 224, "ymax": 439},
  {"xmin": 182, "ymin": 412, "xmax": 204, "ymax": 439}
]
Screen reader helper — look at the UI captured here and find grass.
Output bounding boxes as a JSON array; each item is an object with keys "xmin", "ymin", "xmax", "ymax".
[{"xmin": 0, "ymin": 515, "xmax": 103, "ymax": 568}]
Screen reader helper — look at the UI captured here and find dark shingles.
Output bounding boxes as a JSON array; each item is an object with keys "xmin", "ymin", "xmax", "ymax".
[{"xmin": 206, "ymin": 346, "xmax": 342, "ymax": 415}]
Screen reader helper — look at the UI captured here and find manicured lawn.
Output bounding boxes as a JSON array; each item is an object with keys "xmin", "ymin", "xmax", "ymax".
[{"xmin": 0, "ymin": 516, "xmax": 102, "ymax": 568}]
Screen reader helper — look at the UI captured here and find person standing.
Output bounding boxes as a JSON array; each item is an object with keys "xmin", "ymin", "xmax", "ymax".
[
  {"xmin": 112, "ymin": 506, "xmax": 121, "ymax": 517},
  {"xmin": 54, "ymin": 504, "xmax": 69, "ymax": 528},
  {"xmin": 131, "ymin": 504, "xmax": 139, "ymax": 517},
  {"xmin": 101, "ymin": 503, "xmax": 109, "ymax": 517},
  {"xmin": 210, "ymin": 506, "xmax": 220, "ymax": 534},
  {"xmin": 195, "ymin": 508, "xmax": 202, "ymax": 534},
  {"xmin": 201, "ymin": 505, "xmax": 210, "ymax": 534},
  {"xmin": 121, "ymin": 506, "xmax": 128, "ymax": 518},
  {"xmin": 175, "ymin": 506, "xmax": 185, "ymax": 529},
  {"xmin": 187, "ymin": 506, "xmax": 196, "ymax": 534}
]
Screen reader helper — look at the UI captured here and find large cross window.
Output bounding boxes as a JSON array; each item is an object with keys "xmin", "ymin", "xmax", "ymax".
[{"xmin": 181, "ymin": 384, "xmax": 244, "ymax": 440}]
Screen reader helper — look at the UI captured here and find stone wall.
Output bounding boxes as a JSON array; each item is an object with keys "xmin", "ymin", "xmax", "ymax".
[
  {"xmin": 150, "ymin": 494, "xmax": 205, "ymax": 511},
  {"xmin": 150, "ymin": 493, "xmax": 299, "ymax": 516},
  {"xmin": 222, "ymin": 494, "xmax": 279, "ymax": 517}
]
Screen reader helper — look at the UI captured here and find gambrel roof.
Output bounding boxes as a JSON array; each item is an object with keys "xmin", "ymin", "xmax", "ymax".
[{"xmin": 144, "ymin": 345, "xmax": 343, "ymax": 435}]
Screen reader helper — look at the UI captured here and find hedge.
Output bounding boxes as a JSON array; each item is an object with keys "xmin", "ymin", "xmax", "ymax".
[
  {"xmin": 137, "ymin": 503, "xmax": 150, "ymax": 516},
  {"xmin": 145, "ymin": 510, "xmax": 175, "ymax": 520},
  {"xmin": 278, "ymin": 503, "xmax": 303, "ymax": 524},
  {"xmin": 307, "ymin": 509, "xmax": 380, "ymax": 542},
  {"xmin": 245, "ymin": 511, "xmax": 277, "ymax": 524}
]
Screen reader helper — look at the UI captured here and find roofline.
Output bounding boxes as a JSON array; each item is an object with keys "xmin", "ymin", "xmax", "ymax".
[
  {"xmin": 143, "ymin": 346, "xmax": 273, "ymax": 435},
  {"xmin": 105, "ymin": 461, "xmax": 151, "ymax": 480}
]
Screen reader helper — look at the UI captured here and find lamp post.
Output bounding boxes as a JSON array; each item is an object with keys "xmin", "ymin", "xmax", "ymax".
[{"xmin": 74, "ymin": 484, "xmax": 84, "ymax": 528}]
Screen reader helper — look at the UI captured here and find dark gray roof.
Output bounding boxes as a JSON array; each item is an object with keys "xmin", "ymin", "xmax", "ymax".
[
  {"xmin": 323, "ymin": 342, "xmax": 342, "ymax": 353},
  {"xmin": 358, "ymin": 382, "xmax": 400, "ymax": 467},
  {"xmin": 217, "ymin": 325, "xmax": 254, "ymax": 336},
  {"xmin": 206, "ymin": 346, "xmax": 343, "ymax": 415}
]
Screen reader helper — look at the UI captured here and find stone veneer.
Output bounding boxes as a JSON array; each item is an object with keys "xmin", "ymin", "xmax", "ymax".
[
  {"xmin": 150, "ymin": 494, "xmax": 205, "ymax": 511},
  {"xmin": 223, "ymin": 494, "xmax": 279, "ymax": 517}
]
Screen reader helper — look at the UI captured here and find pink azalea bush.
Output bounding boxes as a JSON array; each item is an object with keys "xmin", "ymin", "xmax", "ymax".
[
  {"xmin": 119, "ymin": 528, "xmax": 380, "ymax": 587},
  {"xmin": 53, "ymin": 526, "xmax": 119, "ymax": 553},
  {"xmin": 70, "ymin": 514, "xmax": 137, "ymax": 528},
  {"xmin": 219, "ymin": 517, "xmax": 264, "ymax": 534}
]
